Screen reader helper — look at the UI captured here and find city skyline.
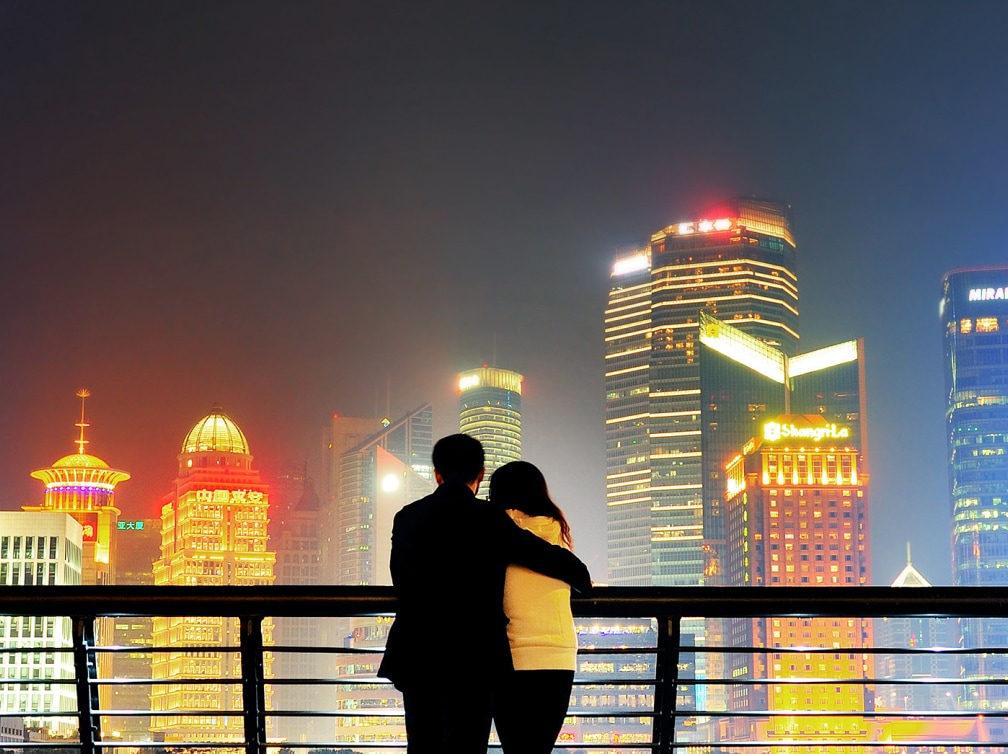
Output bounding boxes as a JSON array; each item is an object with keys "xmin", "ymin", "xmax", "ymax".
[{"xmin": 5, "ymin": 3, "xmax": 1008, "ymax": 585}]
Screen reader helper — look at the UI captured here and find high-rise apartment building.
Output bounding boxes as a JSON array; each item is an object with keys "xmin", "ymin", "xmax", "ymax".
[
  {"xmin": 941, "ymin": 266, "xmax": 1008, "ymax": 708},
  {"xmin": 723, "ymin": 414, "xmax": 871, "ymax": 746},
  {"xmin": 458, "ymin": 366, "xmax": 523, "ymax": 499},
  {"xmin": 24, "ymin": 390, "xmax": 130, "ymax": 586},
  {"xmin": 150, "ymin": 408, "xmax": 275, "ymax": 745},
  {"xmin": 605, "ymin": 199, "xmax": 799, "ymax": 585},
  {"xmin": 0, "ymin": 512, "xmax": 83, "ymax": 736}
]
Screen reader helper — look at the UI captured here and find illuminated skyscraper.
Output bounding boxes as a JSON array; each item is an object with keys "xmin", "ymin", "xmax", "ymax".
[
  {"xmin": 605, "ymin": 199, "xmax": 799, "ymax": 585},
  {"xmin": 24, "ymin": 390, "xmax": 130, "ymax": 586},
  {"xmin": 723, "ymin": 414, "xmax": 870, "ymax": 747},
  {"xmin": 329, "ymin": 405, "xmax": 433, "ymax": 750},
  {"xmin": 458, "ymin": 366, "xmax": 523, "ymax": 499},
  {"xmin": 150, "ymin": 408, "xmax": 275, "ymax": 745},
  {"xmin": 322, "ymin": 414, "xmax": 386, "ymax": 584},
  {"xmin": 698, "ymin": 313, "xmax": 867, "ymax": 583},
  {"xmin": 336, "ymin": 404, "xmax": 433, "ymax": 586},
  {"xmin": 942, "ymin": 266, "xmax": 1008, "ymax": 708}
]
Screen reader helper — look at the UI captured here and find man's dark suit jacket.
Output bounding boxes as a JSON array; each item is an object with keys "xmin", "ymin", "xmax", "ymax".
[{"xmin": 377, "ymin": 481, "xmax": 592, "ymax": 690}]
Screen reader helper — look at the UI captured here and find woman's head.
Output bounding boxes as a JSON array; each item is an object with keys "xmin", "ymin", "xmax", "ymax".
[{"xmin": 489, "ymin": 461, "xmax": 572, "ymax": 548}]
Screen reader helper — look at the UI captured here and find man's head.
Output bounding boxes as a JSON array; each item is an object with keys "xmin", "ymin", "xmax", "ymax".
[{"xmin": 432, "ymin": 433, "xmax": 485, "ymax": 488}]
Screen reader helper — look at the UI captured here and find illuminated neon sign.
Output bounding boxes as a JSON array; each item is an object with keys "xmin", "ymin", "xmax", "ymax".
[
  {"xmin": 458, "ymin": 374, "xmax": 480, "ymax": 390},
  {"xmin": 117, "ymin": 521, "xmax": 146, "ymax": 531},
  {"xmin": 677, "ymin": 218, "xmax": 733, "ymax": 236},
  {"xmin": 612, "ymin": 255, "xmax": 649, "ymax": 276},
  {"xmin": 969, "ymin": 287, "xmax": 1008, "ymax": 301},
  {"xmin": 763, "ymin": 421, "xmax": 850, "ymax": 443}
]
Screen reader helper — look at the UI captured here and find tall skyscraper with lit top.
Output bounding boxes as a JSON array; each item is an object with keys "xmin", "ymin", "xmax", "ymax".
[
  {"xmin": 150, "ymin": 407, "xmax": 275, "ymax": 745},
  {"xmin": 605, "ymin": 198, "xmax": 798, "ymax": 585},
  {"xmin": 942, "ymin": 266, "xmax": 1008, "ymax": 708},
  {"xmin": 458, "ymin": 365, "xmax": 523, "ymax": 498}
]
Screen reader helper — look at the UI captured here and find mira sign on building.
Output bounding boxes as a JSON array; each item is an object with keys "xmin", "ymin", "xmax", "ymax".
[
  {"xmin": 762, "ymin": 415, "xmax": 851, "ymax": 444},
  {"xmin": 968, "ymin": 286, "xmax": 1008, "ymax": 301}
]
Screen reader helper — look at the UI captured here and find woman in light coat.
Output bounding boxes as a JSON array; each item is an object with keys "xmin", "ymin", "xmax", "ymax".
[{"xmin": 490, "ymin": 461, "xmax": 580, "ymax": 754}]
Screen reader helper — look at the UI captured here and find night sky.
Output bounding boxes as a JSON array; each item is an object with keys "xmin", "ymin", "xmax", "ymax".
[{"xmin": 3, "ymin": 2, "xmax": 1007, "ymax": 585}]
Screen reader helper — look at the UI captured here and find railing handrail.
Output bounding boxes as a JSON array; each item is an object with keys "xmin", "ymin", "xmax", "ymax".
[{"xmin": 1, "ymin": 584, "xmax": 1007, "ymax": 617}]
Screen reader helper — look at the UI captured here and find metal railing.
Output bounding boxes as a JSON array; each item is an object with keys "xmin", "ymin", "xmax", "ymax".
[{"xmin": 1, "ymin": 585, "xmax": 1008, "ymax": 753}]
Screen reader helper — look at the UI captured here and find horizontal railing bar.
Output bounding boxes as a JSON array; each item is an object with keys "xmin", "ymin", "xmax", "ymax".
[
  {"xmin": 4, "ymin": 584, "xmax": 1008, "ymax": 617},
  {"xmin": 674, "ymin": 708, "xmax": 1008, "ymax": 718}
]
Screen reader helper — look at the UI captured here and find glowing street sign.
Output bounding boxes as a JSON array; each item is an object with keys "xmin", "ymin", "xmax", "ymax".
[
  {"xmin": 763, "ymin": 421, "xmax": 850, "ymax": 443},
  {"xmin": 969, "ymin": 287, "xmax": 1008, "ymax": 301}
]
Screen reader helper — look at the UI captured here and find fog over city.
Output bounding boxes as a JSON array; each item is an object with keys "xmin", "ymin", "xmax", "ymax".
[{"xmin": 5, "ymin": 2, "xmax": 1008, "ymax": 584}]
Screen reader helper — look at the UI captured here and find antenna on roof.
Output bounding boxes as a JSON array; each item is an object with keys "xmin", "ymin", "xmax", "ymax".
[{"xmin": 75, "ymin": 388, "xmax": 91, "ymax": 454}]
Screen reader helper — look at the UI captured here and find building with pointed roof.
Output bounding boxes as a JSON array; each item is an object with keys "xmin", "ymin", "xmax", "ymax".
[
  {"xmin": 24, "ymin": 389, "xmax": 130, "ymax": 586},
  {"xmin": 875, "ymin": 546, "xmax": 958, "ymax": 713}
]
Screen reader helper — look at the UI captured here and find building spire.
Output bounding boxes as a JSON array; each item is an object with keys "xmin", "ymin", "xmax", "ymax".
[{"xmin": 75, "ymin": 388, "xmax": 91, "ymax": 454}]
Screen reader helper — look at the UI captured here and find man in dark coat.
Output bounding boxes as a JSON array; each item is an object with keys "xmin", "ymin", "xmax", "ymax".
[{"xmin": 377, "ymin": 433, "xmax": 592, "ymax": 754}]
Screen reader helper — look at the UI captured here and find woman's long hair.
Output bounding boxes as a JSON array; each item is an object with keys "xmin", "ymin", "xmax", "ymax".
[{"xmin": 489, "ymin": 461, "xmax": 572, "ymax": 549}]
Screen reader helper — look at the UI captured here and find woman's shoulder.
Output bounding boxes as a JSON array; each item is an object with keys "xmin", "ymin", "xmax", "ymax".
[{"xmin": 507, "ymin": 510, "xmax": 563, "ymax": 545}]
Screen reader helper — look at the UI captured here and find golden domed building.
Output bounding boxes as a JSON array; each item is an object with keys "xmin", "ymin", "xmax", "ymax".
[
  {"xmin": 24, "ymin": 389, "xmax": 130, "ymax": 585},
  {"xmin": 151, "ymin": 407, "xmax": 275, "ymax": 745}
]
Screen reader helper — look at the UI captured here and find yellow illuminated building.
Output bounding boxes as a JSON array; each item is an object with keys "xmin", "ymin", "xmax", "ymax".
[
  {"xmin": 723, "ymin": 415, "xmax": 871, "ymax": 752},
  {"xmin": 25, "ymin": 389, "xmax": 130, "ymax": 586},
  {"xmin": 151, "ymin": 407, "xmax": 275, "ymax": 745},
  {"xmin": 605, "ymin": 198, "xmax": 800, "ymax": 587},
  {"xmin": 458, "ymin": 365, "xmax": 523, "ymax": 498}
]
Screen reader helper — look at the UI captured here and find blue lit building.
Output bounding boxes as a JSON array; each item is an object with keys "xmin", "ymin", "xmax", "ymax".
[{"xmin": 941, "ymin": 266, "xmax": 1008, "ymax": 708}]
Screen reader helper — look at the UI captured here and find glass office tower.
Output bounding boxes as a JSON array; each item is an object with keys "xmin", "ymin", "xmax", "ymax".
[
  {"xmin": 942, "ymin": 266, "xmax": 1008, "ymax": 709},
  {"xmin": 605, "ymin": 198, "xmax": 799, "ymax": 585},
  {"xmin": 699, "ymin": 313, "xmax": 868, "ymax": 584},
  {"xmin": 458, "ymin": 366, "xmax": 523, "ymax": 499}
]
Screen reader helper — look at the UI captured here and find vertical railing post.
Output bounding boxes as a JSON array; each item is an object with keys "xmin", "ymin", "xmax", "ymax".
[
  {"xmin": 72, "ymin": 616, "xmax": 101, "ymax": 754},
  {"xmin": 651, "ymin": 612, "xmax": 681, "ymax": 754},
  {"xmin": 240, "ymin": 616, "xmax": 267, "ymax": 754}
]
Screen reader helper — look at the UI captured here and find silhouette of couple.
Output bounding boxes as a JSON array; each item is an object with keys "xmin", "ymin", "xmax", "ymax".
[{"xmin": 378, "ymin": 433, "xmax": 592, "ymax": 754}]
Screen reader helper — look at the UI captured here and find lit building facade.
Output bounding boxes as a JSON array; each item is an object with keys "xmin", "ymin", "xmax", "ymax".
[
  {"xmin": 109, "ymin": 518, "xmax": 160, "ymax": 744},
  {"xmin": 336, "ymin": 404, "xmax": 434, "ymax": 586},
  {"xmin": 150, "ymin": 408, "xmax": 275, "ymax": 745},
  {"xmin": 273, "ymin": 474, "xmax": 327, "ymax": 745},
  {"xmin": 24, "ymin": 390, "xmax": 130, "ymax": 586},
  {"xmin": 942, "ymin": 266, "xmax": 1008, "ymax": 709},
  {"xmin": 723, "ymin": 415, "xmax": 871, "ymax": 750},
  {"xmin": 874, "ymin": 551, "xmax": 959, "ymax": 714},
  {"xmin": 699, "ymin": 312, "xmax": 867, "ymax": 584},
  {"xmin": 330, "ymin": 405, "xmax": 434, "ymax": 751},
  {"xmin": 323, "ymin": 414, "xmax": 386, "ymax": 584},
  {"xmin": 605, "ymin": 198, "xmax": 799, "ymax": 586},
  {"xmin": 0, "ymin": 512, "xmax": 83, "ymax": 736},
  {"xmin": 458, "ymin": 366, "xmax": 522, "ymax": 499}
]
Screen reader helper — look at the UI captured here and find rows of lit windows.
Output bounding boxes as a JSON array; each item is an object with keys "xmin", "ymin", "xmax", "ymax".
[
  {"xmin": 959, "ymin": 317, "xmax": 1008, "ymax": 334},
  {"xmin": 0, "ymin": 536, "xmax": 60, "ymax": 561}
]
